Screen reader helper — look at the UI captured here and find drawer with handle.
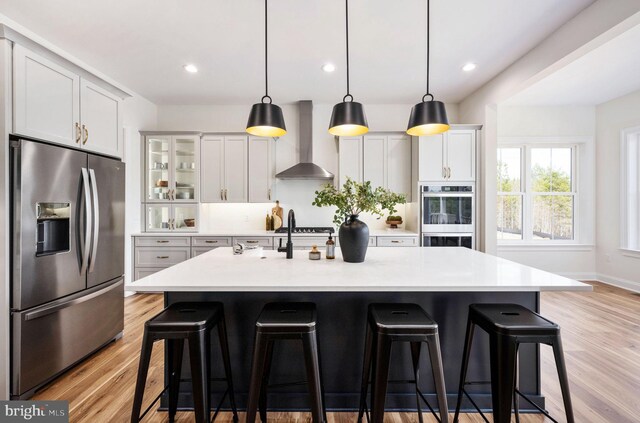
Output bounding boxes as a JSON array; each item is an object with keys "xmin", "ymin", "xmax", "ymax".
[
  {"xmin": 134, "ymin": 268, "xmax": 161, "ymax": 281},
  {"xmin": 134, "ymin": 247, "xmax": 190, "ymax": 267},
  {"xmin": 135, "ymin": 237, "xmax": 191, "ymax": 247},
  {"xmin": 376, "ymin": 236, "xmax": 418, "ymax": 247},
  {"xmin": 192, "ymin": 237, "xmax": 232, "ymax": 247},
  {"xmin": 232, "ymin": 236, "xmax": 273, "ymax": 248}
]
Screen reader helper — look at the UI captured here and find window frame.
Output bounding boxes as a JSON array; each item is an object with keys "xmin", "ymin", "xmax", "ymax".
[
  {"xmin": 497, "ymin": 143, "xmax": 579, "ymax": 245},
  {"xmin": 620, "ymin": 126, "xmax": 640, "ymax": 254}
]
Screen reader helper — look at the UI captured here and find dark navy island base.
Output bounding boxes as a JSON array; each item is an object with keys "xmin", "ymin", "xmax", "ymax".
[{"xmin": 161, "ymin": 290, "xmax": 543, "ymax": 413}]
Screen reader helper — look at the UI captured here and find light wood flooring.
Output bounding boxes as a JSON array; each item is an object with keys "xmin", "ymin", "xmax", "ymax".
[{"xmin": 33, "ymin": 282, "xmax": 640, "ymax": 422}]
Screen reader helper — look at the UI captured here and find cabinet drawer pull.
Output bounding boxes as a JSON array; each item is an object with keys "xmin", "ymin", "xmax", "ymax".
[
  {"xmin": 75, "ymin": 122, "xmax": 81, "ymax": 143},
  {"xmin": 156, "ymin": 255, "xmax": 170, "ymax": 259},
  {"xmin": 391, "ymin": 240, "xmax": 402, "ymax": 243},
  {"xmin": 205, "ymin": 240, "xmax": 218, "ymax": 244},
  {"xmin": 220, "ymin": 189, "xmax": 223, "ymax": 201},
  {"xmin": 246, "ymin": 240, "xmax": 259, "ymax": 244},
  {"xmin": 156, "ymin": 240, "xmax": 169, "ymax": 243}
]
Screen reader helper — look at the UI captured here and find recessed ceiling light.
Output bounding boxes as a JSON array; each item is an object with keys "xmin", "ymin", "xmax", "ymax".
[
  {"xmin": 462, "ymin": 63, "xmax": 477, "ymax": 72},
  {"xmin": 321, "ymin": 63, "xmax": 336, "ymax": 73},
  {"xmin": 183, "ymin": 64, "xmax": 198, "ymax": 73}
]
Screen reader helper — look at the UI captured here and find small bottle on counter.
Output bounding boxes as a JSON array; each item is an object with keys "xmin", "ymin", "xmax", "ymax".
[
  {"xmin": 326, "ymin": 234, "xmax": 335, "ymax": 260},
  {"xmin": 270, "ymin": 214, "xmax": 275, "ymax": 230},
  {"xmin": 309, "ymin": 245, "xmax": 321, "ymax": 260},
  {"xmin": 265, "ymin": 214, "xmax": 271, "ymax": 231}
]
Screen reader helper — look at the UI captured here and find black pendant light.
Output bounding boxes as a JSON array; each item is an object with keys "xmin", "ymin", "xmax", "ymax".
[
  {"xmin": 329, "ymin": 0, "xmax": 368, "ymax": 136},
  {"xmin": 407, "ymin": 0, "xmax": 449, "ymax": 136},
  {"xmin": 247, "ymin": 0, "xmax": 286, "ymax": 138}
]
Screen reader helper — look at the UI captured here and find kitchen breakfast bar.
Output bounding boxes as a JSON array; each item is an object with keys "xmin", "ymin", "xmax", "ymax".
[{"xmin": 126, "ymin": 247, "xmax": 591, "ymax": 414}]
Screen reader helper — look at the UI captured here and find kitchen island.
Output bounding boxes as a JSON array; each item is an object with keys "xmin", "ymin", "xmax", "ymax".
[{"xmin": 126, "ymin": 247, "xmax": 590, "ymax": 412}]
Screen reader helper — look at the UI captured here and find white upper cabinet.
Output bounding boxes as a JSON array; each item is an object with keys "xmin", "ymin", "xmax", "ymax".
[
  {"xmin": 201, "ymin": 135, "xmax": 247, "ymax": 203},
  {"xmin": 446, "ymin": 130, "xmax": 475, "ymax": 181},
  {"xmin": 386, "ymin": 134, "xmax": 412, "ymax": 198},
  {"xmin": 340, "ymin": 133, "xmax": 412, "ymax": 200},
  {"xmin": 338, "ymin": 136, "xmax": 364, "ymax": 186},
  {"xmin": 224, "ymin": 136, "xmax": 248, "ymax": 203},
  {"xmin": 248, "ymin": 136, "xmax": 275, "ymax": 203},
  {"xmin": 80, "ymin": 79, "xmax": 122, "ymax": 157},
  {"xmin": 418, "ymin": 134, "xmax": 445, "ymax": 181},
  {"xmin": 13, "ymin": 44, "xmax": 123, "ymax": 158},
  {"xmin": 363, "ymin": 135, "xmax": 386, "ymax": 190},
  {"xmin": 418, "ymin": 129, "xmax": 476, "ymax": 182},
  {"xmin": 13, "ymin": 44, "xmax": 80, "ymax": 147}
]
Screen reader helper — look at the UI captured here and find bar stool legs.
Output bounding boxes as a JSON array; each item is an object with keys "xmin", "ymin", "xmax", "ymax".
[
  {"xmin": 167, "ymin": 339, "xmax": 184, "ymax": 422},
  {"xmin": 302, "ymin": 331, "xmax": 325, "ymax": 423},
  {"xmin": 453, "ymin": 304, "xmax": 575, "ymax": 423},
  {"xmin": 131, "ymin": 331, "xmax": 153, "ymax": 423},
  {"xmin": 358, "ymin": 303, "xmax": 448, "ymax": 423}
]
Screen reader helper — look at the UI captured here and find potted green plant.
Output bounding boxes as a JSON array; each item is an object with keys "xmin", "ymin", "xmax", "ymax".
[
  {"xmin": 386, "ymin": 215, "xmax": 403, "ymax": 229},
  {"xmin": 312, "ymin": 178, "xmax": 406, "ymax": 262}
]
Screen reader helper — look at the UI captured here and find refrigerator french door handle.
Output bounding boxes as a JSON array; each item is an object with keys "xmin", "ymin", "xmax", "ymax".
[
  {"xmin": 23, "ymin": 279, "xmax": 123, "ymax": 321},
  {"xmin": 88, "ymin": 168, "xmax": 100, "ymax": 273},
  {"xmin": 80, "ymin": 168, "xmax": 92, "ymax": 276}
]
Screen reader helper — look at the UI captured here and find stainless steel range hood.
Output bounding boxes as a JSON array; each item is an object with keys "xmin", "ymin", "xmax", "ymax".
[{"xmin": 275, "ymin": 101, "xmax": 334, "ymax": 180}]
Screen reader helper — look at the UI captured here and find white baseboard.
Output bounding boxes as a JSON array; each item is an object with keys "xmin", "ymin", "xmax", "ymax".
[
  {"xmin": 124, "ymin": 290, "xmax": 137, "ymax": 297},
  {"xmin": 596, "ymin": 273, "xmax": 640, "ymax": 293}
]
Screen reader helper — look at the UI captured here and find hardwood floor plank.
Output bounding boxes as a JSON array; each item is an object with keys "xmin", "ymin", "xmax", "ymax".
[{"xmin": 32, "ymin": 281, "xmax": 640, "ymax": 423}]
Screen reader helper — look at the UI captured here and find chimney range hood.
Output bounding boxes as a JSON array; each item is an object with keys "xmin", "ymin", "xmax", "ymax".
[{"xmin": 275, "ymin": 101, "xmax": 334, "ymax": 180}]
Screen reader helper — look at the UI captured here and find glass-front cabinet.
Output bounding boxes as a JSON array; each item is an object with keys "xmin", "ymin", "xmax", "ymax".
[
  {"xmin": 146, "ymin": 204, "xmax": 198, "ymax": 232},
  {"xmin": 146, "ymin": 135, "xmax": 199, "ymax": 203},
  {"xmin": 144, "ymin": 133, "xmax": 199, "ymax": 232}
]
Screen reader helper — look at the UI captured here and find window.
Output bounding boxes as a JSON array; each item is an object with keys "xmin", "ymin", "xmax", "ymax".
[
  {"xmin": 622, "ymin": 127, "xmax": 640, "ymax": 252},
  {"xmin": 497, "ymin": 145, "xmax": 577, "ymax": 243}
]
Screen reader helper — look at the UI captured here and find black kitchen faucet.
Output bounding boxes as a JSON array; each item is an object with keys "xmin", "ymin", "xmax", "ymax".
[{"xmin": 277, "ymin": 209, "xmax": 295, "ymax": 258}]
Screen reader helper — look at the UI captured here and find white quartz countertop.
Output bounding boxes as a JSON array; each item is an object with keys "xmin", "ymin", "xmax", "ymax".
[
  {"xmin": 126, "ymin": 247, "xmax": 591, "ymax": 293},
  {"xmin": 132, "ymin": 229, "xmax": 419, "ymax": 237}
]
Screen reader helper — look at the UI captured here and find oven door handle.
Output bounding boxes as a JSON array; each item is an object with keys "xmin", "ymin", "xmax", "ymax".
[{"xmin": 422, "ymin": 193, "xmax": 474, "ymax": 198}]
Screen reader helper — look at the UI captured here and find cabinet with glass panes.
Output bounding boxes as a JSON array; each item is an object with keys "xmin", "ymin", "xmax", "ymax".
[{"xmin": 144, "ymin": 134, "xmax": 199, "ymax": 231}]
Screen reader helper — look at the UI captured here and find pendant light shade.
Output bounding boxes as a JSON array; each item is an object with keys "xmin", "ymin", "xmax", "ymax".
[
  {"xmin": 406, "ymin": 95, "xmax": 449, "ymax": 136},
  {"xmin": 407, "ymin": 0, "xmax": 449, "ymax": 136},
  {"xmin": 247, "ymin": 99, "xmax": 287, "ymax": 137},
  {"xmin": 328, "ymin": 0, "xmax": 369, "ymax": 136},
  {"xmin": 328, "ymin": 97, "xmax": 368, "ymax": 136},
  {"xmin": 246, "ymin": 0, "xmax": 286, "ymax": 138}
]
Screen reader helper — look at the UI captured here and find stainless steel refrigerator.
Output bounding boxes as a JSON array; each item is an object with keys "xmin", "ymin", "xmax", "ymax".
[{"xmin": 10, "ymin": 138, "xmax": 125, "ymax": 399}]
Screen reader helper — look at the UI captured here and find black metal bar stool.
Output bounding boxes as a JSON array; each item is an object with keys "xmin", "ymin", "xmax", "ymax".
[
  {"xmin": 245, "ymin": 302, "xmax": 326, "ymax": 423},
  {"xmin": 453, "ymin": 303, "xmax": 574, "ymax": 423},
  {"xmin": 357, "ymin": 303, "xmax": 448, "ymax": 423},
  {"xmin": 131, "ymin": 302, "xmax": 239, "ymax": 423}
]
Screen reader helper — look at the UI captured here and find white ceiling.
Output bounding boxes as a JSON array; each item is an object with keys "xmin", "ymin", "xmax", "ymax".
[
  {"xmin": 504, "ymin": 22, "xmax": 640, "ymax": 106},
  {"xmin": 0, "ymin": 0, "xmax": 595, "ymax": 105}
]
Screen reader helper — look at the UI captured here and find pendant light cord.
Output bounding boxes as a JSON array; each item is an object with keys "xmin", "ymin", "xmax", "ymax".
[
  {"xmin": 263, "ymin": 0, "xmax": 271, "ymax": 103},
  {"xmin": 423, "ymin": 0, "xmax": 434, "ymax": 102},
  {"xmin": 344, "ymin": 0, "xmax": 353, "ymax": 102}
]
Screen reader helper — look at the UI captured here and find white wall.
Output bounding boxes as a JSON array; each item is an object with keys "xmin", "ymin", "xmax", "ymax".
[
  {"xmin": 123, "ymin": 96, "xmax": 158, "ymax": 283},
  {"xmin": 156, "ymin": 103, "xmax": 458, "ymax": 230},
  {"xmin": 496, "ymin": 106, "xmax": 597, "ymax": 278},
  {"xmin": 458, "ymin": 1, "xmax": 640, "ymax": 255},
  {"xmin": 595, "ymin": 89, "xmax": 640, "ymax": 290}
]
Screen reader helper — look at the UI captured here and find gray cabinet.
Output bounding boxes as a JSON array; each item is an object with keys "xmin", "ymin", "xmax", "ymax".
[
  {"xmin": 201, "ymin": 135, "xmax": 248, "ymax": 203},
  {"xmin": 132, "ymin": 236, "xmax": 192, "ymax": 281}
]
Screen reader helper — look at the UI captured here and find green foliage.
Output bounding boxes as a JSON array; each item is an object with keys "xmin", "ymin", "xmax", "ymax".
[
  {"xmin": 387, "ymin": 215, "xmax": 402, "ymax": 221},
  {"xmin": 312, "ymin": 178, "xmax": 407, "ymax": 226}
]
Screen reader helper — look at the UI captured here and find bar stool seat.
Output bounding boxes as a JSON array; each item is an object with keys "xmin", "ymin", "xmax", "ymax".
[
  {"xmin": 131, "ymin": 302, "xmax": 239, "ymax": 423},
  {"xmin": 358, "ymin": 303, "xmax": 448, "ymax": 423},
  {"xmin": 453, "ymin": 303, "xmax": 574, "ymax": 423},
  {"xmin": 246, "ymin": 302, "xmax": 326, "ymax": 423}
]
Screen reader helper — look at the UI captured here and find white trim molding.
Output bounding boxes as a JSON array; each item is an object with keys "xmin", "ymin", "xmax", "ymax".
[
  {"xmin": 497, "ymin": 244, "xmax": 594, "ymax": 252},
  {"xmin": 596, "ymin": 273, "xmax": 640, "ymax": 294}
]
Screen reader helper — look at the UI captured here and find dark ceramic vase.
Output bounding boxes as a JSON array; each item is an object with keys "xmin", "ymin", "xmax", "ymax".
[{"xmin": 339, "ymin": 215, "xmax": 369, "ymax": 263}]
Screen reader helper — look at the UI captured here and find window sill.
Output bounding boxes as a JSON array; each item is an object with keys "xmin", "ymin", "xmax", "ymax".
[
  {"xmin": 620, "ymin": 248, "xmax": 640, "ymax": 259},
  {"xmin": 497, "ymin": 244, "xmax": 594, "ymax": 252}
]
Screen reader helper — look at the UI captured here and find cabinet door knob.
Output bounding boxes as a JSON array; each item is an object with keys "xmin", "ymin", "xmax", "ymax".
[
  {"xmin": 220, "ymin": 189, "xmax": 223, "ymax": 201},
  {"xmin": 224, "ymin": 189, "xmax": 228, "ymax": 201},
  {"xmin": 268, "ymin": 188, "xmax": 271, "ymax": 201},
  {"xmin": 82, "ymin": 125, "xmax": 89, "ymax": 145},
  {"xmin": 75, "ymin": 122, "xmax": 81, "ymax": 143}
]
